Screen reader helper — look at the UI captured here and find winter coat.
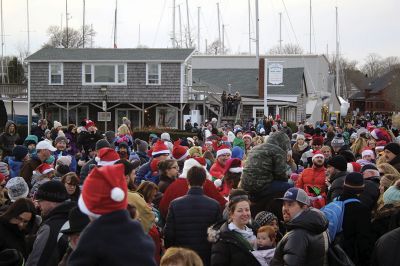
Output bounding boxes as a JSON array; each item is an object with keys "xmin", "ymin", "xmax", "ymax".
[
  {"xmin": 64, "ymin": 131, "xmax": 78, "ymax": 156},
  {"xmin": 164, "ymin": 187, "xmax": 221, "ymax": 266},
  {"xmin": 371, "ymin": 227, "xmax": 400, "ymax": 266},
  {"xmin": 270, "ymin": 208, "xmax": 328, "ymax": 266},
  {"xmin": 54, "ymin": 150, "xmax": 77, "ymax": 173},
  {"xmin": 127, "ymin": 191, "xmax": 155, "ymax": 233},
  {"xmin": 0, "ymin": 219, "xmax": 28, "ymax": 258},
  {"xmin": 76, "ymin": 131, "xmax": 102, "ymax": 153},
  {"xmin": 252, "ymin": 248, "xmax": 275, "ymax": 266},
  {"xmin": 295, "ymin": 166, "xmax": 327, "ymax": 193},
  {"xmin": 158, "ymin": 174, "xmax": 175, "ymax": 193},
  {"xmin": 209, "ymin": 222, "xmax": 261, "ymax": 266},
  {"xmin": 338, "ymin": 193, "xmax": 373, "ymax": 266},
  {"xmin": 26, "ymin": 201, "xmax": 76, "ymax": 266},
  {"xmin": 0, "ymin": 121, "xmax": 20, "ymax": 156},
  {"xmin": 136, "ymin": 160, "xmax": 151, "ymax": 185},
  {"xmin": 327, "ymin": 171, "xmax": 348, "ymax": 202},
  {"xmin": 241, "ymin": 132, "xmax": 291, "ymax": 196},
  {"xmin": 8, "ymin": 157, "xmax": 24, "ymax": 179},
  {"xmin": 210, "ymin": 161, "xmax": 226, "ymax": 180},
  {"xmin": 159, "ymin": 178, "xmax": 227, "ymax": 219},
  {"xmin": 20, "ymin": 155, "xmax": 42, "ymax": 187},
  {"xmin": 389, "ymin": 154, "xmax": 400, "ymax": 173},
  {"xmin": 31, "ymin": 126, "xmax": 46, "ymax": 142},
  {"xmin": 371, "ymin": 203, "xmax": 400, "ymax": 243},
  {"xmin": 79, "ymin": 157, "xmax": 96, "ymax": 184},
  {"xmin": 292, "ymin": 143, "xmax": 310, "ymax": 166},
  {"xmin": 359, "ymin": 177, "xmax": 380, "ymax": 211},
  {"xmin": 68, "ymin": 210, "xmax": 156, "ymax": 266}
]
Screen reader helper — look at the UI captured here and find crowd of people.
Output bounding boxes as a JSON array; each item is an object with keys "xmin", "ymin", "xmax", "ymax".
[
  {"xmin": 0, "ymin": 113, "xmax": 399, "ymax": 265},
  {"xmin": 221, "ymin": 91, "xmax": 241, "ymax": 116}
]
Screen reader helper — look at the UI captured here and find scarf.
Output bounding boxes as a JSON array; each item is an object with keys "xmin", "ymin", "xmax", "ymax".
[
  {"xmin": 228, "ymin": 222, "xmax": 256, "ymax": 243},
  {"xmin": 295, "ymin": 142, "xmax": 308, "ymax": 152}
]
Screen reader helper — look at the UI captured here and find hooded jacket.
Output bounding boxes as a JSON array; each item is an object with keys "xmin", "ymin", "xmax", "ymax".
[
  {"xmin": 0, "ymin": 121, "xmax": 20, "ymax": 156},
  {"xmin": 270, "ymin": 208, "xmax": 329, "ymax": 266},
  {"xmin": 371, "ymin": 227, "xmax": 400, "ymax": 266},
  {"xmin": 8, "ymin": 157, "xmax": 24, "ymax": 179},
  {"xmin": 241, "ymin": 131, "xmax": 291, "ymax": 195},
  {"xmin": 327, "ymin": 171, "xmax": 348, "ymax": 202}
]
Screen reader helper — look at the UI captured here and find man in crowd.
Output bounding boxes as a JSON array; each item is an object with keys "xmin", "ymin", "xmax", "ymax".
[
  {"xmin": 326, "ymin": 155, "xmax": 348, "ymax": 202},
  {"xmin": 360, "ymin": 164, "xmax": 380, "ymax": 211},
  {"xmin": 210, "ymin": 145, "xmax": 231, "ymax": 180},
  {"xmin": 164, "ymin": 166, "xmax": 221, "ymax": 266},
  {"xmin": 384, "ymin": 143, "xmax": 400, "ymax": 172},
  {"xmin": 27, "ymin": 181, "xmax": 76, "ymax": 266}
]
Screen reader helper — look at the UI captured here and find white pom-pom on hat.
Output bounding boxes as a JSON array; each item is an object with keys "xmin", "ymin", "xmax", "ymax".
[
  {"xmin": 111, "ymin": 187, "xmax": 125, "ymax": 202},
  {"xmin": 214, "ymin": 179, "xmax": 222, "ymax": 188}
]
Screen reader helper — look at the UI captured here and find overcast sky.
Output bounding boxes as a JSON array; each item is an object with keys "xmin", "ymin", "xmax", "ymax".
[{"xmin": 4, "ymin": 0, "xmax": 399, "ymax": 65}]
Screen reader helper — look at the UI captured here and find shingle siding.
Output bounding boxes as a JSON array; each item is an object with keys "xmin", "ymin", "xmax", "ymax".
[{"xmin": 30, "ymin": 62, "xmax": 183, "ymax": 103}]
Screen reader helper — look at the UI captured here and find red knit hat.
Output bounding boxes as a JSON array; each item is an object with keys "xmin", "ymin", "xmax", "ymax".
[
  {"xmin": 85, "ymin": 119, "xmax": 95, "ymax": 129},
  {"xmin": 152, "ymin": 139, "xmax": 170, "ymax": 157},
  {"xmin": 34, "ymin": 163, "xmax": 54, "ymax": 175},
  {"xmin": 216, "ymin": 144, "xmax": 232, "ymax": 157},
  {"xmin": 95, "ymin": 147, "xmax": 120, "ymax": 166},
  {"xmin": 78, "ymin": 164, "xmax": 127, "ymax": 217},
  {"xmin": 347, "ymin": 162, "xmax": 362, "ymax": 173},
  {"xmin": 172, "ymin": 140, "xmax": 189, "ymax": 161},
  {"xmin": 223, "ymin": 158, "xmax": 243, "ymax": 175}
]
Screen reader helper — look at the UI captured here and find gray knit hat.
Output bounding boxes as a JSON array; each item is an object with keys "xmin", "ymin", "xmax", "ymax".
[
  {"xmin": 6, "ymin": 177, "xmax": 29, "ymax": 202},
  {"xmin": 331, "ymin": 135, "xmax": 345, "ymax": 148},
  {"xmin": 254, "ymin": 211, "xmax": 278, "ymax": 229}
]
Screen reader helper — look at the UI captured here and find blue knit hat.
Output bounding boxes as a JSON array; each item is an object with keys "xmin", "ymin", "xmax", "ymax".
[
  {"xmin": 383, "ymin": 184, "xmax": 400, "ymax": 205},
  {"xmin": 231, "ymin": 146, "xmax": 244, "ymax": 160}
]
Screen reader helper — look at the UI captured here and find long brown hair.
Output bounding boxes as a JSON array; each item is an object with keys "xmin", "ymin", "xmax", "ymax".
[
  {"xmin": 0, "ymin": 198, "xmax": 36, "ymax": 231},
  {"xmin": 136, "ymin": 181, "xmax": 159, "ymax": 204}
]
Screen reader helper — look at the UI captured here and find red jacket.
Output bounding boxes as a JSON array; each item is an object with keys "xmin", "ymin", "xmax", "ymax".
[
  {"xmin": 296, "ymin": 166, "xmax": 327, "ymax": 193},
  {"xmin": 210, "ymin": 161, "xmax": 225, "ymax": 180},
  {"xmin": 159, "ymin": 178, "xmax": 227, "ymax": 219}
]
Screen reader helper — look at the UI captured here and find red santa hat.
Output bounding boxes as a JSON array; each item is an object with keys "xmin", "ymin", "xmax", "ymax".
[
  {"xmin": 376, "ymin": 140, "xmax": 387, "ymax": 151},
  {"xmin": 347, "ymin": 162, "xmax": 362, "ymax": 173},
  {"xmin": 150, "ymin": 158, "xmax": 160, "ymax": 173},
  {"xmin": 172, "ymin": 140, "xmax": 189, "ymax": 161},
  {"xmin": 152, "ymin": 139, "xmax": 170, "ymax": 157},
  {"xmin": 78, "ymin": 164, "xmax": 127, "ymax": 217},
  {"xmin": 95, "ymin": 147, "xmax": 120, "ymax": 166},
  {"xmin": 312, "ymin": 150, "xmax": 325, "ymax": 161},
  {"xmin": 216, "ymin": 144, "xmax": 232, "ymax": 158},
  {"xmin": 223, "ymin": 158, "xmax": 243, "ymax": 174},
  {"xmin": 361, "ymin": 148, "xmax": 375, "ymax": 159},
  {"xmin": 34, "ymin": 163, "xmax": 54, "ymax": 175},
  {"xmin": 181, "ymin": 157, "xmax": 210, "ymax": 179},
  {"xmin": 84, "ymin": 119, "xmax": 95, "ymax": 129}
]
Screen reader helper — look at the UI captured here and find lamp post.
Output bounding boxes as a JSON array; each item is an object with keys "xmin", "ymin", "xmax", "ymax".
[{"xmin": 100, "ymin": 86, "xmax": 107, "ymax": 131}]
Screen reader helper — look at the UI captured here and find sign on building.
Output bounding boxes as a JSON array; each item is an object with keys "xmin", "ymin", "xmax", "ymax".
[
  {"xmin": 268, "ymin": 63, "xmax": 283, "ymax": 85},
  {"xmin": 98, "ymin": 112, "xmax": 111, "ymax": 121}
]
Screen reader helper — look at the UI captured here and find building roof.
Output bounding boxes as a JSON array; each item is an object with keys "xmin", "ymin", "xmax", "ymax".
[
  {"xmin": 192, "ymin": 67, "xmax": 305, "ymax": 97},
  {"xmin": 368, "ymin": 69, "xmax": 400, "ymax": 93},
  {"xmin": 26, "ymin": 47, "xmax": 195, "ymax": 62}
]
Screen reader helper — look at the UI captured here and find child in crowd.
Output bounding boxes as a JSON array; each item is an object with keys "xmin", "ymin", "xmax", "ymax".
[{"xmin": 252, "ymin": 226, "xmax": 276, "ymax": 266}]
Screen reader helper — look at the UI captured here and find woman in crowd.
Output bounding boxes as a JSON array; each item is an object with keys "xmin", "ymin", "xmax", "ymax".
[
  {"xmin": 157, "ymin": 159, "xmax": 179, "ymax": 193},
  {"xmin": 0, "ymin": 198, "xmax": 37, "ymax": 259},
  {"xmin": 61, "ymin": 172, "xmax": 81, "ymax": 202},
  {"xmin": 210, "ymin": 192, "xmax": 260, "ymax": 266},
  {"xmin": 292, "ymin": 134, "xmax": 310, "ymax": 165}
]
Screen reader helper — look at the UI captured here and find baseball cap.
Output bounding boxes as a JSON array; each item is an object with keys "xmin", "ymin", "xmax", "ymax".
[
  {"xmin": 276, "ymin": 187, "xmax": 310, "ymax": 206},
  {"xmin": 36, "ymin": 141, "xmax": 57, "ymax": 152}
]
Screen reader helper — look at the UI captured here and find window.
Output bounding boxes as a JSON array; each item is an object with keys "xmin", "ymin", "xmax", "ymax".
[
  {"xmin": 83, "ymin": 64, "xmax": 126, "ymax": 85},
  {"xmin": 49, "ymin": 63, "xmax": 63, "ymax": 85},
  {"xmin": 146, "ymin": 63, "xmax": 161, "ymax": 85}
]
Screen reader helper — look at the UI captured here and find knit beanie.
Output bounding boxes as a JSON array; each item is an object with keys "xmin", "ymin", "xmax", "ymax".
[
  {"xmin": 231, "ymin": 146, "xmax": 245, "ymax": 160},
  {"xmin": 331, "ymin": 134, "xmax": 345, "ymax": 148},
  {"xmin": 55, "ymin": 135, "xmax": 68, "ymax": 144},
  {"xmin": 95, "ymin": 139, "xmax": 111, "ymax": 151},
  {"xmin": 343, "ymin": 172, "xmax": 365, "ymax": 195},
  {"xmin": 327, "ymin": 155, "xmax": 348, "ymax": 172},
  {"xmin": 5, "ymin": 177, "xmax": 29, "ymax": 202},
  {"xmin": 135, "ymin": 139, "xmax": 148, "ymax": 153},
  {"xmin": 384, "ymin": 143, "xmax": 400, "ymax": 156},
  {"xmin": 383, "ymin": 183, "xmax": 400, "ymax": 205},
  {"xmin": 254, "ymin": 211, "xmax": 278, "ymax": 229},
  {"xmin": 35, "ymin": 181, "xmax": 68, "ymax": 202},
  {"xmin": 12, "ymin": 145, "xmax": 29, "ymax": 161}
]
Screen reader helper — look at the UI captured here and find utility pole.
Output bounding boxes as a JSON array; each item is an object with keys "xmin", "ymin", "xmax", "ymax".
[
  {"xmin": 171, "ymin": 0, "xmax": 175, "ymax": 47},
  {"xmin": 309, "ymin": 0, "xmax": 312, "ymax": 54},
  {"xmin": 205, "ymin": 39, "xmax": 207, "ymax": 53},
  {"xmin": 66, "ymin": 0, "xmax": 69, "ymax": 48},
  {"xmin": 138, "ymin": 24, "xmax": 141, "ymax": 47},
  {"xmin": 82, "ymin": 0, "xmax": 85, "ymax": 48},
  {"xmin": 336, "ymin": 6, "xmax": 339, "ymax": 97},
  {"xmin": 178, "ymin": 4, "xmax": 183, "ymax": 48},
  {"xmin": 197, "ymin": 6, "xmax": 200, "ymax": 52},
  {"xmin": 26, "ymin": 0, "xmax": 30, "ymax": 55},
  {"xmin": 217, "ymin": 3, "xmax": 221, "ymax": 53},
  {"xmin": 248, "ymin": 0, "xmax": 251, "ymax": 54},
  {"xmin": 185, "ymin": 0, "xmax": 192, "ymax": 47},
  {"xmin": 279, "ymin": 12, "xmax": 282, "ymax": 51},
  {"xmin": 1, "ymin": 0, "xmax": 4, "ymax": 84},
  {"xmin": 222, "ymin": 24, "xmax": 225, "ymax": 54},
  {"xmin": 114, "ymin": 0, "xmax": 118, "ymax": 48},
  {"xmin": 255, "ymin": 0, "xmax": 259, "ymax": 65}
]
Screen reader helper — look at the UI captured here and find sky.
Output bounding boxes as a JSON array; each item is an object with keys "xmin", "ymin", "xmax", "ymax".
[{"xmin": 3, "ymin": 0, "xmax": 400, "ymax": 66}]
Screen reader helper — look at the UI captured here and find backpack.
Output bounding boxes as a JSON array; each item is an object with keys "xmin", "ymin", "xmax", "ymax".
[{"xmin": 321, "ymin": 198, "xmax": 360, "ymax": 242}]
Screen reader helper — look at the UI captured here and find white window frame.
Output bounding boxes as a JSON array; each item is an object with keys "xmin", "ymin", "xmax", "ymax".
[
  {"xmin": 82, "ymin": 63, "xmax": 127, "ymax": 85},
  {"xmin": 146, "ymin": 63, "xmax": 161, "ymax": 85},
  {"xmin": 48, "ymin": 63, "xmax": 63, "ymax": 85},
  {"xmin": 252, "ymin": 107, "xmax": 265, "ymax": 122}
]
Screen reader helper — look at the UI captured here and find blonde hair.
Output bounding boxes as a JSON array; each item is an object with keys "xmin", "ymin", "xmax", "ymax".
[
  {"xmin": 377, "ymin": 163, "xmax": 400, "ymax": 176},
  {"xmin": 252, "ymin": 136, "xmax": 264, "ymax": 146},
  {"xmin": 351, "ymin": 137, "xmax": 368, "ymax": 156},
  {"xmin": 161, "ymin": 247, "xmax": 203, "ymax": 266},
  {"xmin": 376, "ymin": 155, "xmax": 388, "ymax": 165},
  {"xmin": 118, "ymin": 124, "xmax": 131, "ymax": 136}
]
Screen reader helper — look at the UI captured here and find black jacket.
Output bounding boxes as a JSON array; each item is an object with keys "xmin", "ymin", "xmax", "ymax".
[
  {"xmin": 0, "ymin": 220, "xmax": 28, "ymax": 258},
  {"xmin": 371, "ymin": 227, "xmax": 400, "ymax": 266},
  {"xmin": 359, "ymin": 177, "xmax": 380, "ymax": 211},
  {"xmin": 79, "ymin": 158, "xmax": 97, "ymax": 185},
  {"xmin": 0, "ymin": 120, "xmax": 20, "ymax": 156},
  {"xmin": 270, "ymin": 208, "xmax": 328, "ymax": 266},
  {"xmin": 389, "ymin": 154, "xmax": 400, "ymax": 173},
  {"xmin": 338, "ymin": 193, "xmax": 373, "ymax": 266},
  {"xmin": 327, "ymin": 171, "xmax": 348, "ymax": 202},
  {"xmin": 210, "ymin": 222, "xmax": 261, "ymax": 266},
  {"xmin": 26, "ymin": 201, "xmax": 76, "ymax": 266},
  {"xmin": 164, "ymin": 187, "xmax": 221, "ymax": 266},
  {"xmin": 371, "ymin": 203, "xmax": 400, "ymax": 243},
  {"xmin": 68, "ymin": 210, "xmax": 156, "ymax": 266},
  {"xmin": 77, "ymin": 131, "xmax": 103, "ymax": 153}
]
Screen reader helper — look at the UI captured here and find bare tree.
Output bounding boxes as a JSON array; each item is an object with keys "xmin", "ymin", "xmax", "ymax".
[
  {"xmin": 382, "ymin": 56, "xmax": 400, "ymax": 72},
  {"xmin": 43, "ymin": 25, "xmax": 96, "ymax": 48},
  {"xmin": 205, "ymin": 40, "xmax": 228, "ymax": 55},
  {"xmin": 361, "ymin": 53, "xmax": 385, "ymax": 78},
  {"xmin": 268, "ymin": 43, "xmax": 304, "ymax": 55}
]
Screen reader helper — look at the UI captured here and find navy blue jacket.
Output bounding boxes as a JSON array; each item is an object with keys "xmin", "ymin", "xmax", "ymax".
[
  {"xmin": 68, "ymin": 210, "xmax": 156, "ymax": 266},
  {"xmin": 164, "ymin": 187, "xmax": 222, "ymax": 266}
]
